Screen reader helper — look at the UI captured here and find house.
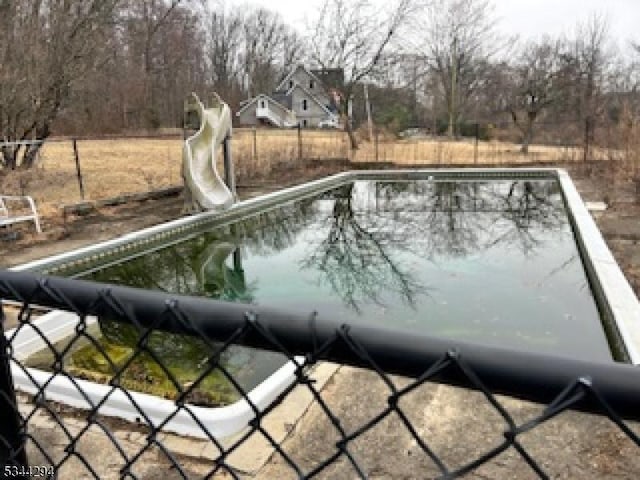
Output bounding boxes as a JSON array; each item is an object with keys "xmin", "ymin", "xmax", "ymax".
[{"xmin": 236, "ymin": 65, "xmax": 342, "ymax": 128}]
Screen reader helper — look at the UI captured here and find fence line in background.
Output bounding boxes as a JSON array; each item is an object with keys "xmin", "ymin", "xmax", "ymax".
[{"xmin": 0, "ymin": 119, "xmax": 636, "ymax": 212}]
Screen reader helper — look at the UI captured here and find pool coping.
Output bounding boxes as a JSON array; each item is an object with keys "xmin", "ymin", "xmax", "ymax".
[
  {"xmin": 556, "ymin": 169, "xmax": 640, "ymax": 364},
  {"xmin": 6, "ymin": 168, "xmax": 640, "ymax": 440}
]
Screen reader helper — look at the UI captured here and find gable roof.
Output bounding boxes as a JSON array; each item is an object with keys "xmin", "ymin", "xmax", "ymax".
[
  {"xmin": 285, "ymin": 82, "xmax": 336, "ymax": 117},
  {"xmin": 310, "ymin": 68, "xmax": 344, "ymax": 89},
  {"xmin": 235, "ymin": 94, "xmax": 294, "ymax": 116},
  {"xmin": 275, "ymin": 65, "xmax": 326, "ymax": 93}
]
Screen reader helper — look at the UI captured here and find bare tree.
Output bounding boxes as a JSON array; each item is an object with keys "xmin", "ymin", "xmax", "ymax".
[
  {"xmin": 122, "ymin": 0, "xmax": 189, "ymax": 127},
  {"xmin": 0, "ymin": 0, "xmax": 120, "ymax": 169},
  {"xmin": 418, "ymin": 0, "xmax": 503, "ymax": 137},
  {"xmin": 241, "ymin": 8, "xmax": 305, "ymax": 99},
  {"xmin": 504, "ymin": 38, "xmax": 566, "ymax": 153},
  {"xmin": 310, "ymin": 0, "xmax": 415, "ymax": 149},
  {"xmin": 569, "ymin": 14, "xmax": 611, "ymax": 149},
  {"xmin": 206, "ymin": 8, "xmax": 244, "ymax": 103},
  {"xmin": 203, "ymin": 4, "xmax": 306, "ymax": 112},
  {"xmin": 543, "ymin": 14, "xmax": 613, "ymax": 150}
]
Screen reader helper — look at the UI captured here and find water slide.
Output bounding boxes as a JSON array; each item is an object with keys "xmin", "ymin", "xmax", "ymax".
[{"xmin": 182, "ymin": 93, "xmax": 235, "ymax": 212}]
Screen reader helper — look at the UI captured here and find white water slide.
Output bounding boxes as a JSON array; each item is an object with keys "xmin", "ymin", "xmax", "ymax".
[{"xmin": 183, "ymin": 93, "xmax": 235, "ymax": 212}]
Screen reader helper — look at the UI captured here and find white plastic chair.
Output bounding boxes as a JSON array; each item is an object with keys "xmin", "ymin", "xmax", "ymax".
[{"xmin": 0, "ymin": 195, "xmax": 42, "ymax": 233}]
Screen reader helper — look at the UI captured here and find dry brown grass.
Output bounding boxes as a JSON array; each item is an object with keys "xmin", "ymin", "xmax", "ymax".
[
  {"xmin": 0, "ymin": 138, "xmax": 182, "ymax": 218},
  {"xmin": 0, "ymin": 128, "xmax": 623, "ymax": 218},
  {"xmin": 351, "ymin": 137, "xmax": 584, "ymax": 164}
]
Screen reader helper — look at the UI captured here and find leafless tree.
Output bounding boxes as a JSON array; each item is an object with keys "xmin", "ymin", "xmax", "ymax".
[
  {"xmin": 241, "ymin": 8, "xmax": 305, "ymax": 98},
  {"xmin": 504, "ymin": 38, "xmax": 566, "ymax": 153},
  {"xmin": 418, "ymin": 0, "xmax": 504, "ymax": 137},
  {"xmin": 0, "ymin": 0, "xmax": 120, "ymax": 169},
  {"xmin": 310, "ymin": 0, "xmax": 416, "ymax": 149},
  {"xmin": 206, "ymin": 8, "xmax": 244, "ymax": 103},
  {"xmin": 122, "ymin": 0, "xmax": 191, "ymax": 127},
  {"xmin": 562, "ymin": 14, "xmax": 612, "ymax": 147},
  {"xmin": 204, "ymin": 4, "xmax": 305, "ymax": 110}
]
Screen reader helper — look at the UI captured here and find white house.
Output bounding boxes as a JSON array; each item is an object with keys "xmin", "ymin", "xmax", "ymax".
[{"xmin": 237, "ymin": 65, "xmax": 342, "ymax": 128}]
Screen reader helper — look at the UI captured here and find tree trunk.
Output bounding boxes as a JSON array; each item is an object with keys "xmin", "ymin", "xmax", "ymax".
[
  {"xmin": 344, "ymin": 115, "xmax": 358, "ymax": 150},
  {"xmin": 447, "ymin": 113, "xmax": 455, "ymax": 138},
  {"xmin": 1, "ymin": 146, "xmax": 18, "ymax": 170},
  {"xmin": 512, "ymin": 111, "xmax": 537, "ymax": 155},
  {"xmin": 21, "ymin": 143, "xmax": 44, "ymax": 169},
  {"xmin": 520, "ymin": 122, "xmax": 534, "ymax": 154}
]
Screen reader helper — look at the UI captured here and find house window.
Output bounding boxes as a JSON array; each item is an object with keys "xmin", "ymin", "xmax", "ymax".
[
  {"xmin": 289, "ymin": 80, "xmax": 293, "ymax": 89},
  {"xmin": 260, "ymin": 100, "xmax": 266, "ymax": 108},
  {"xmin": 309, "ymin": 80, "xmax": 314, "ymax": 89},
  {"xmin": 303, "ymin": 119, "xmax": 308, "ymax": 127},
  {"xmin": 302, "ymin": 99, "xmax": 308, "ymax": 111}
]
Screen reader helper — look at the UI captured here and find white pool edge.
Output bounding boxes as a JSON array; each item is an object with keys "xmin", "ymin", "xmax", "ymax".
[{"xmin": 556, "ymin": 169, "xmax": 640, "ymax": 364}]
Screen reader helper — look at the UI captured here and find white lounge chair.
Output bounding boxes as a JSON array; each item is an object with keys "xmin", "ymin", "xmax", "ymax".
[{"xmin": 0, "ymin": 195, "xmax": 42, "ymax": 233}]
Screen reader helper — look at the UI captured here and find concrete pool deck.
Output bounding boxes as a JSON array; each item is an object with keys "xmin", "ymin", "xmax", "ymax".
[
  {"xmin": 3, "ymin": 166, "xmax": 640, "ymax": 478},
  {"xmin": 16, "ymin": 366, "xmax": 640, "ymax": 478}
]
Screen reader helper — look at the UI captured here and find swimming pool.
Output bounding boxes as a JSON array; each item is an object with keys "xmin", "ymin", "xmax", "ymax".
[{"xmin": 10, "ymin": 168, "xmax": 640, "ymax": 437}]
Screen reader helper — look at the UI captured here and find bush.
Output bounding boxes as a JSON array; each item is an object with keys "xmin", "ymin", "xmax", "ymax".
[{"xmin": 435, "ymin": 119, "xmax": 490, "ymax": 140}]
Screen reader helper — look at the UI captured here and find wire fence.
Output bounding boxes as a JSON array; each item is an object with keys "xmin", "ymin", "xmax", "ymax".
[
  {"xmin": 0, "ymin": 119, "xmax": 638, "ymax": 219},
  {"xmin": 1, "ymin": 269, "xmax": 640, "ymax": 478}
]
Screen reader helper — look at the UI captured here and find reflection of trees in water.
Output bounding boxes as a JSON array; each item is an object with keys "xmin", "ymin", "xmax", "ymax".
[
  {"xmin": 234, "ymin": 198, "xmax": 318, "ymax": 256},
  {"xmin": 370, "ymin": 179, "xmax": 567, "ymax": 258},
  {"xmin": 89, "ymin": 178, "xmax": 572, "ymax": 315},
  {"xmin": 88, "ymin": 198, "xmax": 320, "ymax": 300},
  {"xmin": 301, "ymin": 183, "xmax": 427, "ymax": 312},
  {"xmin": 488, "ymin": 180, "xmax": 566, "ymax": 255},
  {"xmin": 301, "ymin": 179, "xmax": 570, "ymax": 312}
]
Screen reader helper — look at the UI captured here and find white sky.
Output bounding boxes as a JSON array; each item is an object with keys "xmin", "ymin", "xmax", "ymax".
[{"xmin": 241, "ymin": 0, "xmax": 639, "ymax": 50}]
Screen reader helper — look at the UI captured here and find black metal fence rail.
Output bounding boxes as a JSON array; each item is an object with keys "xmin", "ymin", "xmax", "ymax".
[{"xmin": 1, "ymin": 269, "xmax": 640, "ymax": 478}]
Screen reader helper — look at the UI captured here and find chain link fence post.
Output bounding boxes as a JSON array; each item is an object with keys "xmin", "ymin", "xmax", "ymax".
[{"xmin": 0, "ymin": 304, "xmax": 28, "ymax": 475}]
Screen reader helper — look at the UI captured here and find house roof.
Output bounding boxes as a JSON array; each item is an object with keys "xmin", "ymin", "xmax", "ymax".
[
  {"xmin": 285, "ymin": 82, "xmax": 336, "ymax": 117},
  {"xmin": 275, "ymin": 65, "xmax": 326, "ymax": 93},
  {"xmin": 310, "ymin": 68, "xmax": 344, "ymax": 89},
  {"xmin": 235, "ymin": 93, "xmax": 294, "ymax": 116},
  {"xmin": 270, "ymin": 92, "xmax": 292, "ymax": 110}
]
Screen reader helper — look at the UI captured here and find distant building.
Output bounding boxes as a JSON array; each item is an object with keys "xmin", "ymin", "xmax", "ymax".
[{"xmin": 237, "ymin": 65, "xmax": 343, "ymax": 128}]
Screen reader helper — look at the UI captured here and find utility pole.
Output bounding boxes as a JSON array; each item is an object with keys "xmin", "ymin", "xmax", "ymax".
[
  {"xmin": 244, "ymin": 72, "xmax": 251, "ymax": 101},
  {"xmin": 448, "ymin": 35, "xmax": 458, "ymax": 138},
  {"xmin": 364, "ymin": 84, "xmax": 374, "ymax": 141}
]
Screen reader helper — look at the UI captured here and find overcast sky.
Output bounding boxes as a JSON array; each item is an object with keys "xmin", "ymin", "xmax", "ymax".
[{"xmin": 241, "ymin": 0, "xmax": 639, "ymax": 50}]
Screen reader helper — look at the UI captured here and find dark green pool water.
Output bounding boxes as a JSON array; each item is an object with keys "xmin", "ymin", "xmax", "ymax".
[
  {"xmin": 28, "ymin": 178, "xmax": 613, "ymax": 405},
  {"xmin": 79, "ymin": 178, "xmax": 611, "ymax": 362}
]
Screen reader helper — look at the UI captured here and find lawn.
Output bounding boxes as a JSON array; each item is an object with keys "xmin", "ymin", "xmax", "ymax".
[{"xmin": 0, "ymin": 129, "xmax": 601, "ymax": 218}]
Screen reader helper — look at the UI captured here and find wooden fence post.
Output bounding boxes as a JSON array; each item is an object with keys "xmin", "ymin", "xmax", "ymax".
[
  {"xmin": 583, "ymin": 117, "xmax": 591, "ymax": 163},
  {"xmin": 474, "ymin": 123, "xmax": 479, "ymax": 164},
  {"xmin": 72, "ymin": 139, "xmax": 85, "ymax": 200},
  {"xmin": 253, "ymin": 127, "xmax": 257, "ymax": 163},
  {"xmin": 375, "ymin": 128, "xmax": 379, "ymax": 163}
]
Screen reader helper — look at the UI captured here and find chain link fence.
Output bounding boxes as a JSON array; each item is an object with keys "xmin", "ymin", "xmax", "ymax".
[{"xmin": 1, "ymin": 269, "xmax": 640, "ymax": 478}]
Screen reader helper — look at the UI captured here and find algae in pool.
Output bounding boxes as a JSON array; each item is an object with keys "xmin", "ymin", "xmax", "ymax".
[{"xmin": 26, "ymin": 321, "xmax": 286, "ymax": 407}]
